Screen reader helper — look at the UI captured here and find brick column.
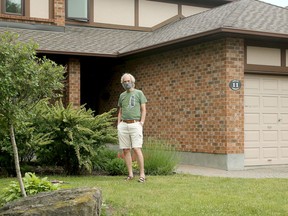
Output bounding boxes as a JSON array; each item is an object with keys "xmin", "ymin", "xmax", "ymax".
[
  {"xmin": 225, "ymin": 38, "xmax": 245, "ymax": 154},
  {"xmin": 66, "ymin": 58, "xmax": 81, "ymax": 107},
  {"xmin": 54, "ymin": 0, "xmax": 65, "ymax": 26}
]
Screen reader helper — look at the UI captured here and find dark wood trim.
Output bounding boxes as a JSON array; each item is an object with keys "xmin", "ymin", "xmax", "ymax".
[
  {"xmin": 245, "ymin": 71, "xmax": 288, "ymax": 76},
  {"xmin": 151, "ymin": 15, "xmax": 183, "ymax": 31},
  {"xmin": 148, "ymin": 0, "xmax": 232, "ymax": 7},
  {"xmin": 25, "ymin": 0, "xmax": 30, "ymax": 17},
  {"xmin": 66, "ymin": 14, "xmax": 183, "ymax": 32},
  {"xmin": 245, "ymin": 65, "xmax": 288, "ymax": 74},
  {"xmin": 37, "ymin": 49, "xmax": 118, "ymax": 57},
  {"xmin": 135, "ymin": 0, "xmax": 139, "ymax": 27},
  {"xmin": 178, "ymin": 3, "xmax": 182, "ymax": 16},
  {"xmin": 1, "ymin": 0, "xmax": 26, "ymax": 15},
  {"xmin": 245, "ymin": 40, "xmax": 288, "ymax": 49},
  {"xmin": 65, "ymin": 21, "xmax": 151, "ymax": 31},
  {"xmin": 244, "ymin": 40, "xmax": 288, "ymax": 73},
  {"xmin": 89, "ymin": 0, "xmax": 93, "ymax": 24},
  {"xmin": 49, "ymin": 0, "xmax": 54, "ymax": 19},
  {"xmin": 222, "ymin": 28, "xmax": 288, "ymax": 40},
  {"xmin": 281, "ymin": 49, "xmax": 286, "ymax": 67}
]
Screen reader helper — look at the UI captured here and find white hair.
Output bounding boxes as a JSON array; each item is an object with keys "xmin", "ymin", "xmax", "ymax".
[{"xmin": 121, "ymin": 73, "xmax": 136, "ymax": 87}]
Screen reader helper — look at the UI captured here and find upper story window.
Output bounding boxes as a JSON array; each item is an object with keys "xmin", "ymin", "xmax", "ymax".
[
  {"xmin": 3, "ymin": 0, "xmax": 24, "ymax": 15},
  {"xmin": 66, "ymin": 0, "xmax": 88, "ymax": 22}
]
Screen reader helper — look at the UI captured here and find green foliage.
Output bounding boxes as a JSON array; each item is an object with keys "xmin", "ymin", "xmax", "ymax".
[
  {"xmin": 0, "ymin": 31, "xmax": 65, "ymax": 196},
  {"xmin": 33, "ymin": 100, "xmax": 118, "ymax": 175},
  {"xmin": 106, "ymin": 158, "xmax": 127, "ymax": 176},
  {"xmin": 0, "ymin": 106, "xmax": 53, "ymax": 176},
  {"xmin": 1, "ymin": 175, "xmax": 288, "ymax": 215},
  {"xmin": 92, "ymin": 138, "xmax": 179, "ymax": 176},
  {"xmin": 0, "ymin": 172, "xmax": 59, "ymax": 206},
  {"xmin": 143, "ymin": 137, "xmax": 179, "ymax": 175},
  {"xmin": 92, "ymin": 147, "xmax": 119, "ymax": 172},
  {"xmin": 0, "ymin": 31, "xmax": 65, "ymax": 125}
]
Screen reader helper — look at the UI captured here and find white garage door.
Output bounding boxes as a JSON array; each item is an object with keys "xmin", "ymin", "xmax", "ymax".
[{"xmin": 244, "ymin": 74, "xmax": 288, "ymax": 166}]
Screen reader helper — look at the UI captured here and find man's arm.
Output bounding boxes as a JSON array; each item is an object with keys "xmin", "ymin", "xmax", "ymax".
[
  {"xmin": 140, "ymin": 103, "xmax": 146, "ymax": 125},
  {"xmin": 117, "ymin": 107, "xmax": 122, "ymax": 125}
]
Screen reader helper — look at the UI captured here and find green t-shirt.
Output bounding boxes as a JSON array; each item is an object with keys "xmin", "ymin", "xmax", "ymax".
[{"xmin": 118, "ymin": 89, "xmax": 147, "ymax": 120}]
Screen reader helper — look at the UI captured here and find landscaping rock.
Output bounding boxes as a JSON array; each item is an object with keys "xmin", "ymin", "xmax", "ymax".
[{"xmin": 0, "ymin": 187, "xmax": 102, "ymax": 216}]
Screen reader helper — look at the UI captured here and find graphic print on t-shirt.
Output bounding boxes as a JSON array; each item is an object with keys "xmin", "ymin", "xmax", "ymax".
[{"xmin": 129, "ymin": 95, "xmax": 135, "ymax": 109}]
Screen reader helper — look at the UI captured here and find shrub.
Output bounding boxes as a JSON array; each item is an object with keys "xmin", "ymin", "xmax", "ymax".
[
  {"xmin": 106, "ymin": 158, "xmax": 127, "ymax": 176},
  {"xmin": 92, "ymin": 147, "xmax": 119, "ymax": 173},
  {"xmin": 0, "ymin": 172, "xmax": 59, "ymax": 207},
  {"xmin": 32, "ymin": 100, "xmax": 118, "ymax": 175},
  {"xmin": 0, "ymin": 114, "xmax": 50, "ymax": 176},
  {"xmin": 91, "ymin": 138, "xmax": 179, "ymax": 176},
  {"xmin": 143, "ymin": 137, "xmax": 179, "ymax": 175}
]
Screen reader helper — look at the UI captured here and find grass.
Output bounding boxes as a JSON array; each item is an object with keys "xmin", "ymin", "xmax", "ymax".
[{"xmin": 1, "ymin": 174, "xmax": 288, "ymax": 216}]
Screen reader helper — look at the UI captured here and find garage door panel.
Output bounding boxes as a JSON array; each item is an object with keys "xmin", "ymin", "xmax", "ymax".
[
  {"xmin": 245, "ymin": 74, "xmax": 288, "ymax": 166},
  {"xmin": 280, "ymin": 97, "xmax": 288, "ymax": 108},
  {"xmin": 262, "ymin": 113, "xmax": 278, "ymax": 124},
  {"xmin": 262, "ymin": 130, "xmax": 278, "ymax": 141},
  {"xmin": 280, "ymin": 148, "xmax": 288, "ymax": 158},
  {"xmin": 245, "ymin": 96, "xmax": 260, "ymax": 108},
  {"xmin": 280, "ymin": 81, "xmax": 288, "ymax": 93},
  {"xmin": 245, "ymin": 78, "xmax": 260, "ymax": 93},
  {"xmin": 245, "ymin": 130, "xmax": 260, "ymax": 142},
  {"xmin": 245, "ymin": 113, "xmax": 260, "ymax": 124},
  {"xmin": 262, "ymin": 79, "xmax": 279, "ymax": 94},
  {"xmin": 262, "ymin": 96, "xmax": 278, "ymax": 108},
  {"xmin": 280, "ymin": 114, "xmax": 288, "ymax": 124},
  {"xmin": 263, "ymin": 148, "xmax": 278, "ymax": 158},
  {"xmin": 245, "ymin": 148, "xmax": 260, "ymax": 159},
  {"xmin": 280, "ymin": 131, "xmax": 288, "ymax": 142}
]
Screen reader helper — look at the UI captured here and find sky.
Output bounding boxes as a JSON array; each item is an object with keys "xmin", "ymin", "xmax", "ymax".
[{"xmin": 259, "ymin": 0, "xmax": 287, "ymax": 7}]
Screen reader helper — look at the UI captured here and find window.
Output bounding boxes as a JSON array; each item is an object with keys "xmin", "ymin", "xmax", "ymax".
[
  {"xmin": 66, "ymin": 0, "xmax": 88, "ymax": 21},
  {"xmin": 3, "ymin": 0, "xmax": 24, "ymax": 15}
]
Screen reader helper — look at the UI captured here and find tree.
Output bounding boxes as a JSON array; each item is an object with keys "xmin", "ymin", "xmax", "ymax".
[{"xmin": 0, "ymin": 32, "xmax": 65, "ymax": 197}]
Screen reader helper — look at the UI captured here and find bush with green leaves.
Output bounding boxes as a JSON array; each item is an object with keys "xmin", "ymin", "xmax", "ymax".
[
  {"xmin": 32, "ymin": 100, "xmax": 118, "ymax": 175},
  {"xmin": 106, "ymin": 158, "xmax": 127, "ymax": 176},
  {"xmin": 0, "ymin": 172, "xmax": 59, "ymax": 207},
  {"xmin": 0, "ymin": 117, "xmax": 51, "ymax": 176},
  {"xmin": 0, "ymin": 31, "xmax": 66, "ymax": 196},
  {"xmin": 91, "ymin": 137, "xmax": 179, "ymax": 176},
  {"xmin": 92, "ymin": 147, "xmax": 118, "ymax": 173},
  {"xmin": 92, "ymin": 147, "xmax": 127, "ymax": 175},
  {"xmin": 143, "ymin": 137, "xmax": 180, "ymax": 175}
]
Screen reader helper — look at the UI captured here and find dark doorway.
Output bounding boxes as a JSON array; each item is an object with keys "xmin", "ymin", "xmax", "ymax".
[{"xmin": 80, "ymin": 57, "xmax": 118, "ymax": 114}]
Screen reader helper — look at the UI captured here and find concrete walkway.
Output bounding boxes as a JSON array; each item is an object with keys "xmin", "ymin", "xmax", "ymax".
[{"xmin": 176, "ymin": 164, "xmax": 288, "ymax": 178}]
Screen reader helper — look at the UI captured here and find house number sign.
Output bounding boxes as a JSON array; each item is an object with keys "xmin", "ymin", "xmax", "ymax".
[{"xmin": 229, "ymin": 80, "xmax": 241, "ymax": 91}]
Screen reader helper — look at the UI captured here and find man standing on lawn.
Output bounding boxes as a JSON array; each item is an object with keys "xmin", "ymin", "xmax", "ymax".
[{"xmin": 117, "ymin": 73, "xmax": 147, "ymax": 183}]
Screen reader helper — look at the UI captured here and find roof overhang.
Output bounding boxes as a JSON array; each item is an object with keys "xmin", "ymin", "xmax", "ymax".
[
  {"xmin": 118, "ymin": 28, "xmax": 288, "ymax": 58},
  {"xmin": 35, "ymin": 28, "xmax": 288, "ymax": 58}
]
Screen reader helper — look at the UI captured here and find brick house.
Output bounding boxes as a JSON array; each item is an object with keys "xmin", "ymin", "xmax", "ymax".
[{"xmin": 0, "ymin": 0, "xmax": 287, "ymax": 170}]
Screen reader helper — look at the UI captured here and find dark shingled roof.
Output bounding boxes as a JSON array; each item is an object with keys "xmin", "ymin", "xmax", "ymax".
[
  {"xmin": 119, "ymin": 0, "xmax": 288, "ymax": 54},
  {"xmin": 0, "ymin": 0, "xmax": 287, "ymax": 56},
  {"xmin": 0, "ymin": 26, "xmax": 150, "ymax": 56}
]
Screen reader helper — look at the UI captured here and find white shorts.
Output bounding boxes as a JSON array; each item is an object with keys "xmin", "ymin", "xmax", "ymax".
[{"xmin": 117, "ymin": 121, "xmax": 143, "ymax": 149}]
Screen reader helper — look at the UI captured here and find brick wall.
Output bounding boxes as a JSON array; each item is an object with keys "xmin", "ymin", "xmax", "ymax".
[
  {"xmin": 102, "ymin": 38, "xmax": 244, "ymax": 155},
  {"xmin": 66, "ymin": 58, "xmax": 81, "ymax": 107},
  {"xmin": 54, "ymin": 0, "xmax": 65, "ymax": 26},
  {"xmin": 224, "ymin": 38, "xmax": 245, "ymax": 154}
]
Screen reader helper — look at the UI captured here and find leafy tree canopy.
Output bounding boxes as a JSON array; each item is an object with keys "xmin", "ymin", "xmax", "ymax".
[{"xmin": 0, "ymin": 31, "xmax": 65, "ymax": 125}]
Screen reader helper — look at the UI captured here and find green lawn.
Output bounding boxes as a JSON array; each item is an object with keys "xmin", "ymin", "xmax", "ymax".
[{"xmin": 1, "ymin": 174, "xmax": 287, "ymax": 216}]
